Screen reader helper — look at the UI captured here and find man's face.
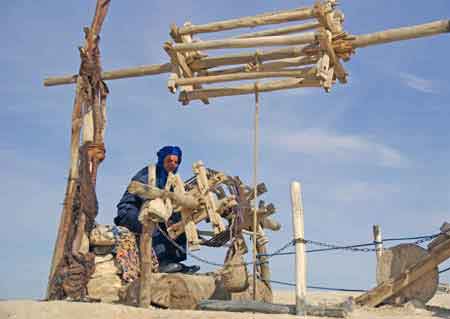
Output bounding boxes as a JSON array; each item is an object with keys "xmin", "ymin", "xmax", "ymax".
[{"xmin": 163, "ymin": 154, "xmax": 179, "ymax": 173}]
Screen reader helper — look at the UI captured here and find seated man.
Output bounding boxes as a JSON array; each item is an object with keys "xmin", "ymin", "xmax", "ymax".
[{"xmin": 114, "ymin": 145, "xmax": 198, "ymax": 274}]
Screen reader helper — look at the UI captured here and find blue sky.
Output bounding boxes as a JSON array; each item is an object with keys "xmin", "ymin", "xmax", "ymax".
[{"xmin": 1, "ymin": 1, "xmax": 449, "ymax": 299}]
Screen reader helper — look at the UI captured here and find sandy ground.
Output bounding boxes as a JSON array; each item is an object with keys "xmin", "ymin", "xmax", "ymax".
[{"xmin": 1, "ymin": 290, "xmax": 449, "ymax": 319}]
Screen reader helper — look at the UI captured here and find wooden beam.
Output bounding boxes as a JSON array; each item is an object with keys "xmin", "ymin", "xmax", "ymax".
[
  {"xmin": 171, "ymin": 32, "xmax": 317, "ymax": 52},
  {"xmin": 179, "ymin": 78, "xmax": 321, "ymax": 103},
  {"xmin": 317, "ymin": 29, "xmax": 347, "ymax": 83},
  {"xmin": 175, "ymin": 67, "xmax": 317, "ymax": 86},
  {"xmin": 351, "ymin": 20, "xmax": 450, "ymax": 49},
  {"xmin": 44, "ymin": 63, "xmax": 172, "ymax": 86},
  {"xmin": 190, "ymin": 46, "xmax": 313, "ymax": 70},
  {"xmin": 235, "ymin": 21, "xmax": 320, "ymax": 38},
  {"xmin": 139, "ymin": 222, "xmax": 154, "ymax": 308},
  {"xmin": 177, "ymin": 6, "xmax": 316, "ymax": 35}
]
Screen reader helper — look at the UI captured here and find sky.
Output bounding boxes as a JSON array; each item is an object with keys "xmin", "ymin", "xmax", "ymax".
[{"xmin": 1, "ymin": 0, "xmax": 449, "ymax": 300}]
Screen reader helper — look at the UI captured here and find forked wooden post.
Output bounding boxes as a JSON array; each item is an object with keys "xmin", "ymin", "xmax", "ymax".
[
  {"xmin": 373, "ymin": 224, "xmax": 383, "ymax": 263},
  {"xmin": 290, "ymin": 181, "xmax": 306, "ymax": 316}
]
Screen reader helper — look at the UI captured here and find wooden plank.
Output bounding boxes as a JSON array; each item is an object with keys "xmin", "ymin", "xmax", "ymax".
[
  {"xmin": 236, "ymin": 21, "xmax": 320, "ymax": 38},
  {"xmin": 351, "ymin": 20, "xmax": 450, "ymax": 49},
  {"xmin": 171, "ymin": 32, "xmax": 317, "ymax": 52},
  {"xmin": 179, "ymin": 78, "xmax": 321, "ymax": 102},
  {"xmin": 177, "ymin": 6, "xmax": 316, "ymax": 35},
  {"xmin": 175, "ymin": 67, "xmax": 317, "ymax": 86},
  {"xmin": 355, "ymin": 234, "xmax": 450, "ymax": 307}
]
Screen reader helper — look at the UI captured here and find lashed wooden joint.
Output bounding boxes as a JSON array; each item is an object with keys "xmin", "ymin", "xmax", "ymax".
[
  {"xmin": 313, "ymin": 0, "xmax": 342, "ymax": 34},
  {"xmin": 317, "ymin": 29, "xmax": 347, "ymax": 83}
]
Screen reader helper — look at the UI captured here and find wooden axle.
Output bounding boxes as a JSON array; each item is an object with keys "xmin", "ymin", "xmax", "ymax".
[
  {"xmin": 176, "ymin": 6, "xmax": 316, "ymax": 36},
  {"xmin": 351, "ymin": 19, "xmax": 450, "ymax": 48}
]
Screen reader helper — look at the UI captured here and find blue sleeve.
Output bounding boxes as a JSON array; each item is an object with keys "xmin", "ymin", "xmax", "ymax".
[{"xmin": 116, "ymin": 166, "xmax": 149, "ymax": 210}]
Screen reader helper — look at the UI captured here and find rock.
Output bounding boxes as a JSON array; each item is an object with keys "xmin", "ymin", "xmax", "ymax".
[
  {"xmin": 87, "ymin": 254, "xmax": 122, "ymax": 303},
  {"xmin": 90, "ymin": 224, "xmax": 117, "ymax": 246}
]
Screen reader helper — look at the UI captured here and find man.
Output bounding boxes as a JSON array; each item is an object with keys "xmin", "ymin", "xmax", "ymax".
[{"xmin": 114, "ymin": 145, "xmax": 198, "ymax": 273}]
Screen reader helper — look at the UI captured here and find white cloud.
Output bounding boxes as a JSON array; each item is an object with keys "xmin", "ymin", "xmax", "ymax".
[
  {"xmin": 269, "ymin": 129, "xmax": 409, "ymax": 168},
  {"xmin": 331, "ymin": 181, "xmax": 401, "ymax": 202},
  {"xmin": 399, "ymin": 73, "xmax": 439, "ymax": 94}
]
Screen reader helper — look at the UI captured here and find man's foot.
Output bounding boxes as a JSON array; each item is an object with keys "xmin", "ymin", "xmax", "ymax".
[
  {"xmin": 159, "ymin": 262, "xmax": 183, "ymax": 273},
  {"xmin": 180, "ymin": 263, "xmax": 200, "ymax": 274}
]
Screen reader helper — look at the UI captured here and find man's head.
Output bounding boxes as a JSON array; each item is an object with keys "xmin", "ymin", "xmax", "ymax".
[{"xmin": 157, "ymin": 145, "xmax": 182, "ymax": 173}]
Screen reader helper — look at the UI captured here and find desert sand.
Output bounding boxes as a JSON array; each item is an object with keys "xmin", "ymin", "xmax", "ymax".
[{"xmin": 1, "ymin": 289, "xmax": 449, "ymax": 319}]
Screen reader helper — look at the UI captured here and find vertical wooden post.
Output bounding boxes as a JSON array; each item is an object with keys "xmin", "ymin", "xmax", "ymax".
[
  {"xmin": 139, "ymin": 222, "xmax": 155, "ymax": 308},
  {"xmin": 291, "ymin": 181, "xmax": 306, "ymax": 316},
  {"xmin": 373, "ymin": 224, "xmax": 383, "ymax": 263}
]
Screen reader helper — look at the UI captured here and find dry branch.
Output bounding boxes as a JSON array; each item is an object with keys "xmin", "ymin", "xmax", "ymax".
[
  {"xmin": 177, "ymin": 6, "xmax": 315, "ymax": 35},
  {"xmin": 171, "ymin": 32, "xmax": 317, "ymax": 52},
  {"xmin": 179, "ymin": 78, "xmax": 321, "ymax": 102}
]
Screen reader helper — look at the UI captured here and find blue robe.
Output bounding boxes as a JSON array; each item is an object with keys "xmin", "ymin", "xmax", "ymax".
[{"xmin": 114, "ymin": 146, "xmax": 186, "ymax": 264}]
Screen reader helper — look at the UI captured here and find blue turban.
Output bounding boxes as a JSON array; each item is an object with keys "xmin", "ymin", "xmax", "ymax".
[{"xmin": 155, "ymin": 146, "xmax": 182, "ymax": 189}]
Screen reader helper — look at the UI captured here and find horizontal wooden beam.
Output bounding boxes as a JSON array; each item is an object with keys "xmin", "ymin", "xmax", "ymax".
[
  {"xmin": 171, "ymin": 32, "xmax": 317, "ymax": 52},
  {"xmin": 177, "ymin": 6, "xmax": 316, "ymax": 35},
  {"xmin": 351, "ymin": 19, "xmax": 450, "ymax": 49},
  {"xmin": 44, "ymin": 63, "xmax": 172, "ymax": 87},
  {"xmin": 179, "ymin": 78, "xmax": 321, "ymax": 102},
  {"xmin": 190, "ymin": 46, "xmax": 312, "ymax": 70},
  {"xmin": 175, "ymin": 67, "xmax": 316, "ymax": 86},
  {"xmin": 235, "ymin": 21, "xmax": 320, "ymax": 38},
  {"xmin": 203, "ymin": 56, "xmax": 319, "ymax": 76}
]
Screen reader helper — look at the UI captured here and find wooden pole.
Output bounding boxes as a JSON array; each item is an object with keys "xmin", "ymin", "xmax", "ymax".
[
  {"xmin": 290, "ymin": 181, "xmax": 306, "ymax": 316},
  {"xmin": 252, "ymin": 84, "xmax": 260, "ymax": 300},
  {"xmin": 351, "ymin": 20, "xmax": 450, "ymax": 48},
  {"xmin": 373, "ymin": 224, "xmax": 383, "ymax": 263},
  {"xmin": 235, "ymin": 21, "xmax": 320, "ymax": 38},
  {"xmin": 139, "ymin": 222, "xmax": 155, "ymax": 308},
  {"xmin": 177, "ymin": 6, "xmax": 316, "ymax": 35},
  {"xmin": 171, "ymin": 32, "xmax": 317, "ymax": 52},
  {"xmin": 203, "ymin": 56, "xmax": 319, "ymax": 76},
  {"xmin": 178, "ymin": 78, "xmax": 321, "ymax": 103},
  {"xmin": 44, "ymin": 63, "xmax": 172, "ymax": 87},
  {"xmin": 175, "ymin": 67, "xmax": 316, "ymax": 86}
]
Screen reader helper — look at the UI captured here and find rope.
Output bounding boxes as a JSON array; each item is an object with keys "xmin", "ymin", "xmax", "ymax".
[{"xmin": 268, "ymin": 279, "xmax": 368, "ymax": 292}]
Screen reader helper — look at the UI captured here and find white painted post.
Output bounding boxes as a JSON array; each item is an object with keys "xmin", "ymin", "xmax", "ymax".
[
  {"xmin": 373, "ymin": 224, "xmax": 383, "ymax": 263},
  {"xmin": 291, "ymin": 181, "xmax": 306, "ymax": 316}
]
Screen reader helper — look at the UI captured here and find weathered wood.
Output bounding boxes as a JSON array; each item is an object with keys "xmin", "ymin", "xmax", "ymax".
[
  {"xmin": 171, "ymin": 32, "xmax": 317, "ymax": 52},
  {"xmin": 46, "ymin": 76, "xmax": 85, "ymax": 298},
  {"xmin": 193, "ymin": 161, "xmax": 225, "ymax": 234},
  {"xmin": 198, "ymin": 299, "xmax": 290, "ymax": 314},
  {"xmin": 179, "ymin": 78, "xmax": 321, "ymax": 102},
  {"xmin": 190, "ymin": 46, "xmax": 312, "ymax": 71},
  {"xmin": 203, "ymin": 56, "xmax": 319, "ymax": 76},
  {"xmin": 351, "ymin": 20, "xmax": 450, "ymax": 49},
  {"xmin": 138, "ymin": 222, "xmax": 154, "ymax": 308},
  {"xmin": 175, "ymin": 67, "xmax": 317, "ymax": 86},
  {"xmin": 291, "ymin": 181, "xmax": 307, "ymax": 316},
  {"xmin": 376, "ymin": 244, "xmax": 438, "ymax": 304},
  {"xmin": 356, "ymin": 231, "xmax": 450, "ymax": 307},
  {"xmin": 177, "ymin": 6, "xmax": 316, "ymax": 35},
  {"xmin": 317, "ymin": 29, "xmax": 347, "ymax": 83},
  {"xmin": 236, "ymin": 21, "xmax": 320, "ymax": 38},
  {"xmin": 44, "ymin": 63, "xmax": 172, "ymax": 86}
]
